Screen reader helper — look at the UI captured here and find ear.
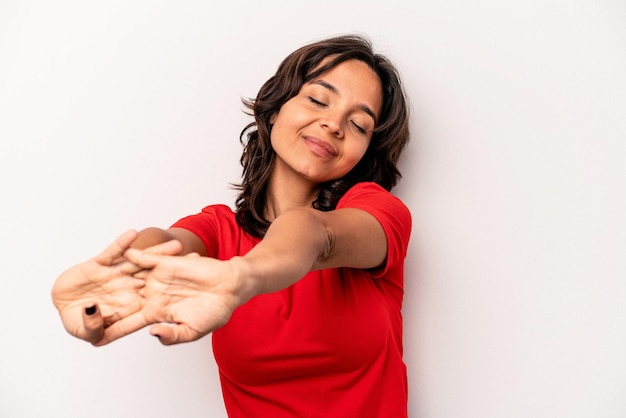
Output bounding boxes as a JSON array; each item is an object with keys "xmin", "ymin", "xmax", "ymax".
[{"xmin": 270, "ymin": 112, "xmax": 277, "ymax": 124}]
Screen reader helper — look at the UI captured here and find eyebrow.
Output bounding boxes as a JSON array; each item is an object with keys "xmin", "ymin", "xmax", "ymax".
[{"xmin": 311, "ymin": 80, "xmax": 378, "ymax": 125}]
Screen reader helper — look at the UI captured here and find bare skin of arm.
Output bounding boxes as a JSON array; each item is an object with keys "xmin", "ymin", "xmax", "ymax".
[
  {"xmin": 242, "ymin": 207, "xmax": 386, "ymax": 293},
  {"xmin": 109, "ymin": 207, "xmax": 387, "ymax": 346},
  {"xmin": 130, "ymin": 227, "xmax": 207, "ymax": 256}
]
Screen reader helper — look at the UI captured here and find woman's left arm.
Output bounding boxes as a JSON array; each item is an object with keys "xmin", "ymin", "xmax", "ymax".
[{"xmin": 241, "ymin": 207, "xmax": 387, "ymax": 295}]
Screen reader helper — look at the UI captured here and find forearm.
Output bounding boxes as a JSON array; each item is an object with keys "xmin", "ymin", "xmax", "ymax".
[
  {"xmin": 236, "ymin": 208, "xmax": 329, "ymax": 297},
  {"xmin": 131, "ymin": 227, "xmax": 206, "ymax": 256},
  {"xmin": 130, "ymin": 227, "xmax": 176, "ymax": 249}
]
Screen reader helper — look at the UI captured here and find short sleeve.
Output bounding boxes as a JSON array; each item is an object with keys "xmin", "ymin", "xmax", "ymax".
[
  {"xmin": 336, "ymin": 182, "xmax": 412, "ymax": 277},
  {"xmin": 170, "ymin": 204, "xmax": 236, "ymax": 258}
]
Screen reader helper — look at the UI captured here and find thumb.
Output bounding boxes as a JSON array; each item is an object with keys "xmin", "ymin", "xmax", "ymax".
[
  {"xmin": 149, "ymin": 323, "xmax": 202, "ymax": 346},
  {"xmin": 93, "ymin": 310, "xmax": 152, "ymax": 347},
  {"xmin": 81, "ymin": 304, "xmax": 105, "ymax": 344}
]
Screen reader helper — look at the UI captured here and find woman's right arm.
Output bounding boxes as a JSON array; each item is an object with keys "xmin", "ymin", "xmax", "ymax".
[{"xmin": 132, "ymin": 227, "xmax": 207, "ymax": 256}]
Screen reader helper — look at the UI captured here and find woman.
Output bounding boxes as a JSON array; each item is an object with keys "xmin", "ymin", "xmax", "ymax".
[{"xmin": 52, "ymin": 34, "xmax": 411, "ymax": 417}]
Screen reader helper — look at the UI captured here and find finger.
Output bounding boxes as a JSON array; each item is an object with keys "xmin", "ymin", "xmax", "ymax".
[
  {"xmin": 145, "ymin": 239, "xmax": 183, "ymax": 256},
  {"xmin": 92, "ymin": 310, "xmax": 151, "ymax": 347},
  {"xmin": 133, "ymin": 270, "xmax": 149, "ymax": 280},
  {"xmin": 115, "ymin": 240, "xmax": 183, "ymax": 276},
  {"xmin": 117, "ymin": 259, "xmax": 144, "ymax": 276},
  {"xmin": 149, "ymin": 323, "xmax": 201, "ymax": 346},
  {"xmin": 93, "ymin": 230, "xmax": 139, "ymax": 266},
  {"xmin": 124, "ymin": 248, "xmax": 164, "ymax": 270},
  {"xmin": 81, "ymin": 304, "xmax": 105, "ymax": 344}
]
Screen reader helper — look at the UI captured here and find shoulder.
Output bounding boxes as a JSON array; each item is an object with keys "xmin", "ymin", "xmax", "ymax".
[
  {"xmin": 172, "ymin": 204, "xmax": 236, "ymax": 230},
  {"xmin": 171, "ymin": 204, "xmax": 247, "ymax": 257},
  {"xmin": 337, "ymin": 183, "xmax": 410, "ymax": 221},
  {"xmin": 199, "ymin": 204, "xmax": 236, "ymax": 216},
  {"xmin": 337, "ymin": 182, "xmax": 412, "ymax": 258}
]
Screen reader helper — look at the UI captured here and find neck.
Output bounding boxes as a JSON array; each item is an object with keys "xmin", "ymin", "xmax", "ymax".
[{"xmin": 265, "ymin": 163, "xmax": 319, "ymax": 221}]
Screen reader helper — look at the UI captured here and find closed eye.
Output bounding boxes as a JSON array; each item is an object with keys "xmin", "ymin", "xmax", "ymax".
[
  {"xmin": 351, "ymin": 121, "xmax": 367, "ymax": 134},
  {"xmin": 308, "ymin": 96, "xmax": 327, "ymax": 107}
]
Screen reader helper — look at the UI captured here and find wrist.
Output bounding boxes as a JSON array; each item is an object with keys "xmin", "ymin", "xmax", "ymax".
[{"xmin": 227, "ymin": 256, "xmax": 260, "ymax": 305}]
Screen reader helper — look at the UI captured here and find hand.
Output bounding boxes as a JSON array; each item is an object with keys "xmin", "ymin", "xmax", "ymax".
[
  {"xmin": 51, "ymin": 230, "xmax": 182, "ymax": 345},
  {"xmin": 98, "ymin": 250, "xmax": 252, "ymax": 346}
]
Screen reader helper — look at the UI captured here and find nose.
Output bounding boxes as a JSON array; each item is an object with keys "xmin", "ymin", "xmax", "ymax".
[{"xmin": 319, "ymin": 111, "xmax": 344, "ymax": 138}]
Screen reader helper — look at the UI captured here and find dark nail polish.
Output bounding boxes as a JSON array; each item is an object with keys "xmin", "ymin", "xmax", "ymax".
[{"xmin": 85, "ymin": 306, "xmax": 97, "ymax": 316}]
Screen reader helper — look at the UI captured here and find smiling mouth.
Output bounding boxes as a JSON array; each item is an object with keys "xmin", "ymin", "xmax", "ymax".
[{"xmin": 303, "ymin": 136, "xmax": 337, "ymax": 158}]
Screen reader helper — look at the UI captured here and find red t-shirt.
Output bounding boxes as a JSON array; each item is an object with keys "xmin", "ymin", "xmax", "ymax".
[{"xmin": 172, "ymin": 182, "xmax": 412, "ymax": 417}]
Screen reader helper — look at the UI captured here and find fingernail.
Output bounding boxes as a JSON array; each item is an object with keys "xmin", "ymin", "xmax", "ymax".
[{"xmin": 85, "ymin": 306, "xmax": 97, "ymax": 316}]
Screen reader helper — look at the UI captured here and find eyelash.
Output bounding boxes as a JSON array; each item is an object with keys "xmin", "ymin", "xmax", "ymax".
[
  {"xmin": 351, "ymin": 121, "xmax": 366, "ymax": 134},
  {"xmin": 308, "ymin": 96, "xmax": 327, "ymax": 107},
  {"xmin": 308, "ymin": 96, "xmax": 367, "ymax": 135}
]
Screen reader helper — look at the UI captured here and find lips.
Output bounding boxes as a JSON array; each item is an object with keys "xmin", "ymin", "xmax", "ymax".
[{"xmin": 303, "ymin": 135, "xmax": 337, "ymax": 158}]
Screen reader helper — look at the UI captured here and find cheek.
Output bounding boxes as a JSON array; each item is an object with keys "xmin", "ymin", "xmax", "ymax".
[
  {"xmin": 347, "ymin": 140, "xmax": 370, "ymax": 163},
  {"xmin": 269, "ymin": 116, "xmax": 288, "ymax": 148},
  {"xmin": 269, "ymin": 105, "xmax": 300, "ymax": 140}
]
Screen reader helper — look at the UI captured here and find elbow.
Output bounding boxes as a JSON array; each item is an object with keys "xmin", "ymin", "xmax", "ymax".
[
  {"xmin": 296, "ymin": 208, "xmax": 336, "ymax": 267},
  {"xmin": 273, "ymin": 208, "xmax": 334, "ymax": 266},
  {"xmin": 318, "ymin": 222, "xmax": 335, "ymax": 263}
]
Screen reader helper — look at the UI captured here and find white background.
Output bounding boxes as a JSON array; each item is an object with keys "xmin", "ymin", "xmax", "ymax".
[{"xmin": 1, "ymin": 1, "xmax": 625, "ymax": 417}]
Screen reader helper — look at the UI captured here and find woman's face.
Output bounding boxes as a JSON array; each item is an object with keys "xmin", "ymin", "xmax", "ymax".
[{"xmin": 269, "ymin": 59, "xmax": 383, "ymax": 186}]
